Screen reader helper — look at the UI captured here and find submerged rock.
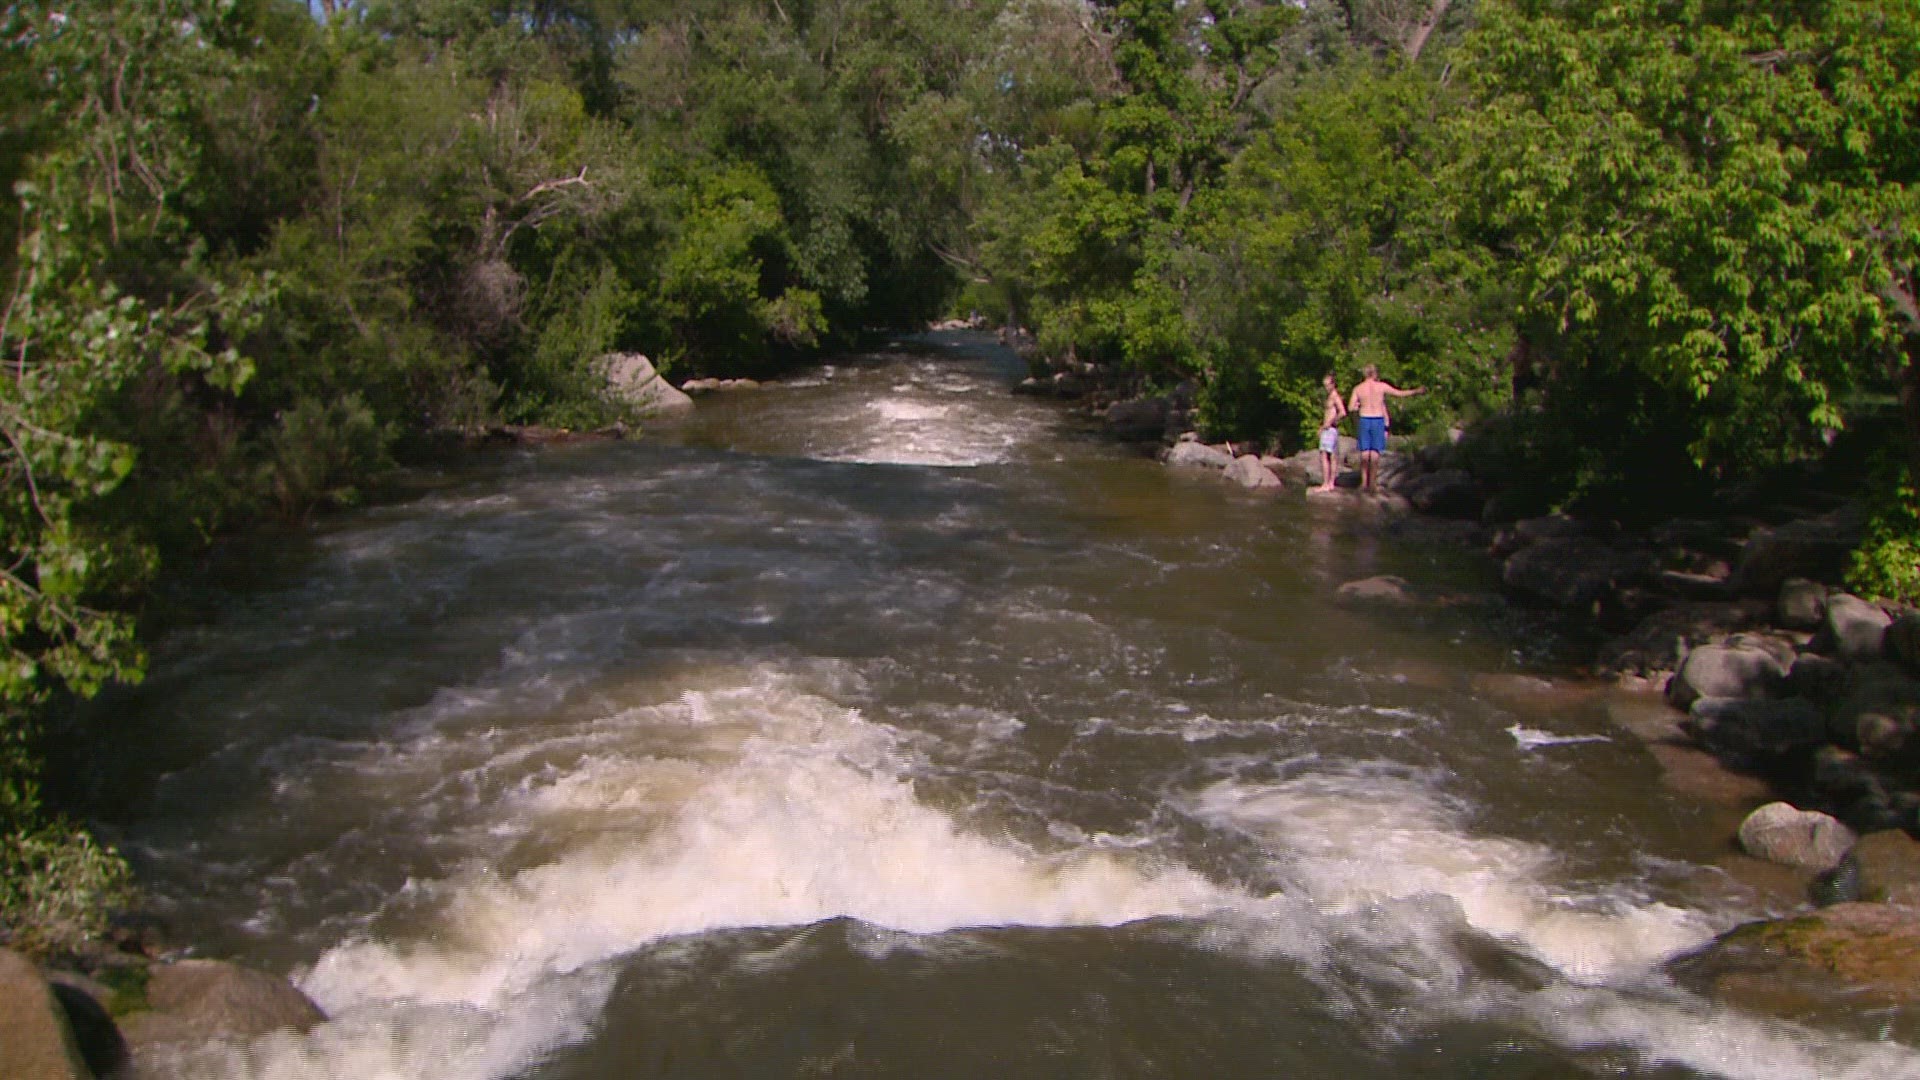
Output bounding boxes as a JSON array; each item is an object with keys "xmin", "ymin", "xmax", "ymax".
[{"xmin": 1337, "ymin": 575, "xmax": 1413, "ymax": 604}]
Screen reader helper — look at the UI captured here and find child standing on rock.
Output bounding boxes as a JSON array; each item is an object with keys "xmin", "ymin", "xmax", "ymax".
[{"xmin": 1313, "ymin": 372, "xmax": 1347, "ymax": 493}]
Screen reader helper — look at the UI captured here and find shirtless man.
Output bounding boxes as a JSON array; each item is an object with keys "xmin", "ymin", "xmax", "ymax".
[
  {"xmin": 1313, "ymin": 373, "xmax": 1346, "ymax": 493},
  {"xmin": 1347, "ymin": 364, "xmax": 1425, "ymax": 492}
]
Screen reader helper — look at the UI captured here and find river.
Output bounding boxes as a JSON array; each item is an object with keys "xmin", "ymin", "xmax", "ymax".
[{"xmin": 64, "ymin": 333, "xmax": 1920, "ymax": 1078}]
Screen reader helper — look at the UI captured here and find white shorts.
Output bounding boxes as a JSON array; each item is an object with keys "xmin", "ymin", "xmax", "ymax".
[{"xmin": 1318, "ymin": 426, "xmax": 1340, "ymax": 454}]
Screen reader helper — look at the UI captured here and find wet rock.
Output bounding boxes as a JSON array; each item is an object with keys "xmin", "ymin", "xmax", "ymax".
[
  {"xmin": 1730, "ymin": 507, "xmax": 1866, "ymax": 596},
  {"xmin": 680, "ymin": 377, "xmax": 761, "ymax": 394},
  {"xmin": 0, "ymin": 948, "xmax": 88, "ymax": 1080},
  {"xmin": 1737, "ymin": 801, "xmax": 1856, "ymax": 871},
  {"xmin": 1161, "ymin": 441, "xmax": 1235, "ymax": 471},
  {"xmin": 1777, "ymin": 578, "xmax": 1828, "ymax": 630},
  {"xmin": 1224, "ymin": 454, "xmax": 1285, "ymax": 490},
  {"xmin": 595, "ymin": 353, "xmax": 694, "ymax": 417},
  {"xmin": 1399, "ymin": 468, "xmax": 1483, "ymax": 517},
  {"xmin": 1811, "ymin": 851, "xmax": 1863, "ymax": 906},
  {"xmin": 122, "ymin": 959, "xmax": 324, "ymax": 1051},
  {"xmin": 1665, "ymin": 643, "xmax": 1787, "ymax": 710},
  {"xmin": 1711, "ymin": 904, "xmax": 1920, "ymax": 1006},
  {"xmin": 1337, "ymin": 575, "xmax": 1414, "ymax": 604},
  {"xmin": 1682, "ymin": 695, "xmax": 1825, "ymax": 765},
  {"xmin": 1819, "ymin": 592, "xmax": 1893, "ymax": 660},
  {"xmin": 1854, "ymin": 829, "xmax": 1920, "ymax": 907},
  {"xmin": 1501, "ymin": 536, "xmax": 1650, "ymax": 609}
]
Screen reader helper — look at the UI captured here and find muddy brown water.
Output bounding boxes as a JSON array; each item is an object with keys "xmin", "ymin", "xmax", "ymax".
[{"xmin": 62, "ymin": 334, "xmax": 1920, "ymax": 1078}]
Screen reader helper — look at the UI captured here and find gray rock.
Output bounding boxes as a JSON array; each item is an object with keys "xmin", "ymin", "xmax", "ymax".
[
  {"xmin": 1737, "ymin": 801, "xmax": 1856, "ymax": 871},
  {"xmin": 1224, "ymin": 454, "xmax": 1285, "ymax": 490},
  {"xmin": 1162, "ymin": 441, "xmax": 1235, "ymax": 470},
  {"xmin": 123, "ymin": 959, "xmax": 325, "ymax": 1051},
  {"xmin": 1682, "ymin": 695, "xmax": 1825, "ymax": 762},
  {"xmin": 1502, "ymin": 536, "xmax": 1650, "ymax": 609},
  {"xmin": 595, "ymin": 353, "xmax": 694, "ymax": 416},
  {"xmin": 1777, "ymin": 577, "xmax": 1828, "ymax": 630},
  {"xmin": 1820, "ymin": 592, "xmax": 1892, "ymax": 660},
  {"xmin": 1731, "ymin": 507, "xmax": 1866, "ymax": 596},
  {"xmin": 1724, "ymin": 631, "xmax": 1800, "ymax": 670},
  {"xmin": 1337, "ymin": 575, "xmax": 1413, "ymax": 603},
  {"xmin": 0, "ymin": 949, "xmax": 87, "ymax": 1080},
  {"xmin": 1399, "ymin": 468, "xmax": 1483, "ymax": 517},
  {"xmin": 1665, "ymin": 644, "xmax": 1787, "ymax": 710}
]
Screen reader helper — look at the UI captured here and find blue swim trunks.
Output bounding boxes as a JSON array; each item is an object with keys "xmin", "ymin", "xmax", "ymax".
[{"xmin": 1357, "ymin": 415, "xmax": 1387, "ymax": 453}]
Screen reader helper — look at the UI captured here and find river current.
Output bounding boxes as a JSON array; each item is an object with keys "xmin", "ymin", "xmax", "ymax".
[{"xmin": 66, "ymin": 334, "xmax": 1920, "ymax": 1078}]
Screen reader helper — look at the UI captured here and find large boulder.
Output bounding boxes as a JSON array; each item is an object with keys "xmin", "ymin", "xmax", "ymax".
[
  {"xmin": 1501, "ymin": 536, "xmax": 1650, "ymax": 609},
  {"xmin": 1664, "ymin": 643, "xmax": 1787, "ymax": 710},
  {"xmin": 1669, "ymin": 903, "xmax": 1920, "ymax": 1016},
  {"xmin": 1162, "ymin": 441, "xmax": 1235, "ymax": 471},
  {"xmin": 1776, "ymin": 578, "xmax": 1828, "ymax": 630},
  {"xmin": 595, "ymin": 353, "xmax": 694, "ymax": 417},
  {"xmin": 1819, "ymin": 592, "xmax": 1893, "ymax": 660},
  {"xmin": 1682, "ymin": 696, "xmax": 1825, "ymax": 764},
  {"xmin": 0, "ymin": 949, "xmax": 88, "ymax": 1080},
  {"xmin": 1398, "ymin": 468, "xmax": 1483, "ymax": 517},
  {"xmin": 1730, "ymin": 507, "xmax": 1866, "ymax": 596},
  {"xmin": 122, "ymin": 959, "xmax": 325, "ymax": 1051},
  {"xmin": 1224, "ymin": 455, "xmax": 1284, "ymax": 490},
  {"xmin": 1737, "ymin": 801, "xmax": 1856, "ymax": 871}
]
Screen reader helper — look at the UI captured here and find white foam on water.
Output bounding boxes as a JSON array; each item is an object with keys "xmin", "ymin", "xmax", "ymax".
[
  {"xmin": 1507, "ymin": 723, "xmax": 1613, "ymax": 750},
  {"xmin": 1186, "ymin": 768, "xmax": 1920, "ymax": 1080},
  {"xmin": 184, "ymin": 667, "xmax": 1234, "ymax": 1080},
  {"xmin": 1519, "ymin": 985, "xmax": 1920, "ymax": 1080},
  {"xmin": 1189, "ymin": 770, "xmax": 1714, "ymax": 983}
]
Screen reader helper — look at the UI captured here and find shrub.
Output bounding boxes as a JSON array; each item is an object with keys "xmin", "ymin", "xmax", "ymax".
[{"xmin": 1848, "ymin": 466, "xmax": 1920, "ymax": 606}]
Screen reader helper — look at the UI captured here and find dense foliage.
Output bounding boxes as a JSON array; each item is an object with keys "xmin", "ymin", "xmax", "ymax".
[{"xmin": 2, "ymin": 0, "xmax": 1916, "ymax": 948}]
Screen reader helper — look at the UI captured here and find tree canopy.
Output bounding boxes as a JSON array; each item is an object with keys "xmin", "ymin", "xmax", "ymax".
[{"xmin": 3, "ymin": 0, "xmax": 1918, "ymax": 947}]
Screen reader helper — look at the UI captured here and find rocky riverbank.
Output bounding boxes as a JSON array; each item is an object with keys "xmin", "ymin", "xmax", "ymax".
[{"xmin": 1118, "ymin": 380, "xmax": 1920, "ymax": 1026}]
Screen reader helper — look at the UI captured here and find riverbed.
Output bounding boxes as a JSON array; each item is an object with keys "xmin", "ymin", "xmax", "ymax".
[{"xmin": 64, "ymin": 333, "xmax": 1920, "ymax": 1078}]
